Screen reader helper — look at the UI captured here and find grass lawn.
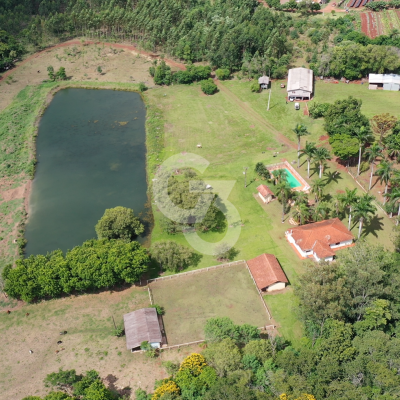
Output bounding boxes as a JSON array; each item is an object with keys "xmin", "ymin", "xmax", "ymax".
[{"xmin": 149, "ymin": 263, "xmax": 269, "ymax": 345}]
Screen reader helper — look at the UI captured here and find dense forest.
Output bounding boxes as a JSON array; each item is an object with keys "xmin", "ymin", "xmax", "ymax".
[{"xmin": 2, "ymin": 0, "xmax": 400, "ymax": 78}]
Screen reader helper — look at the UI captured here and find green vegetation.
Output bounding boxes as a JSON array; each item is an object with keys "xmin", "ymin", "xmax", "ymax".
[
  {"xmin": 200, "ymin": 79, "xmax": 218, "ymax": 95},
  {"xmin": 150, "ymin": 240, "xmax": 194, "ymax": 272},
  {"xmin": 149, "ymin": 263, "xmax": 269, "ymax": 345}
]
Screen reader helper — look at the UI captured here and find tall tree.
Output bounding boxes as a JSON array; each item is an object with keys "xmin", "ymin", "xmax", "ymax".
[
  {"xmin": 276, "ymin": 180, "xmax": 291, "ymax": 223},
  {"xmin": 312, "ymin": 201, "xmax": 331, "ymax": 222},
  {"xmin": 384, "ymin": 187, "xmax": 400, "ymax": 219},
  {"xmin": 313, "ymin": 147, "xmax": 331, "ymax": 178},
  {"xmin": 365, "ymin": 143, "xmax": 383, "ymax": 191},
  {"xmin": 376, "ymin": 160, "xmax": 394, "ymax": 204},
  {"xmin": 353, "ymin": 193, "xmax": 377, "ymax": 239},
  {"xmin": 340, "ymin": 188, "xmax": 359, "ymax": 230},
  {"xmin": 292, "ymin": 202, "xmax": 309, "ymax": 225},
  {"xmin": 293, "ymin": 124, "xmax": 310, "ymax": 167},
  {"xmin": 371, "ymin": 113, "xmax": 397, "ymax": 145},
  {"xmin": 310, "ymin": 178, "xmax": 325, "ymax": 203},
  {"xmin": 354, "ymin": 126, "xmax": 374, "ymax": 176},
  {"xmin": 150, "ymin": 240, "xmax": 193, "ymax": 272},
  {"xmin": 300, "ymin": 141, "xmax": 317, "ymax": 178},
  {"xmin": 272, "ymin": 169, "xmax": 287, "ymax": 185}
]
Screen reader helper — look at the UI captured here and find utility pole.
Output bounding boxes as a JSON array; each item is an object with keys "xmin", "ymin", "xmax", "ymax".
[
  {"xmin": 267, "ymin": 88, "xmax": 272, "ymax": 111},
  {"xmin": 112, "ymin": 315, "xmax": 117, "ymax": 330},
  {"xmin": 243, "ymin": 167, "xmax": 248, "ymax": 188}
]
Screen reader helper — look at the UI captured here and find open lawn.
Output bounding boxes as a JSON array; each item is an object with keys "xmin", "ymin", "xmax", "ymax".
[
  {"xmin": 149, "ymin": 263, "xmax": 270, "ymax": 345},
  {"xmin": 0, "ymin": 287, "xmax": 200, "ymax": 399}
]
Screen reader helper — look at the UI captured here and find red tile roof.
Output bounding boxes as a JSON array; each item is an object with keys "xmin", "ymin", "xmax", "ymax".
[
  {"xmin": 247, "ymin": 253, "xmax": 288, "ymax": 290},
  {"xmin": 287, "ymin": 218, "xmax": 353, "ymax": 258},
  {"xmin": 257, "ymin": 184, "xmax": 273, "ymax": 197}
]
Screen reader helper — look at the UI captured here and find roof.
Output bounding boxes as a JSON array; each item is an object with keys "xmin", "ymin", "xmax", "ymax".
[
  {"xmin": 369, "ymin": 73, "xmax": 400, "ymax": 85},
  {"xmin": 287, "ymin": 68, "xmax": 313, "ymax": 93},
  {"xmin": 123, "ymin": 308, "xmax": 162, "ymax": 349},
  {"xmin": 257, "ymin": 184, "xmax": 273, "ymax": 197},
  {"xmin": 258, "ymin": 76, "xmax": 270, "ymax": 85},
  {"xmin": 247, "ymin": 253, "xmax": 288, "ymax": 290},
  {"xmin": 287, "ymin": 218, "xmax": 353, "ymax": 257}
]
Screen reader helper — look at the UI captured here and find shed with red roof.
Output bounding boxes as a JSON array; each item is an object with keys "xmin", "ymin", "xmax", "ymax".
[{"xmin": 257, "ymin": 184, "xmax": 274, "ymax": 204}]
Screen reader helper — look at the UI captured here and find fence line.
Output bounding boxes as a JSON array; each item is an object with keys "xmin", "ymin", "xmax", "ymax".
[
  {"xmin": 147, "ymin": 260, "xmax": 245, "ymax": 285},
  {"xmin": 244, "ymin": 261, "xmax": 272, "ymax": 320},
  {"xmin": 148, "ymin": 287, "xmax": 154, "ymax": 305}
]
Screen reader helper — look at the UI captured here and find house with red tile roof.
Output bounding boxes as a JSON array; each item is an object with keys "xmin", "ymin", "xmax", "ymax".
[
  {"xmin": 285, "ymin": 218, "xmax": 354, "ymax": 262},
  {"xmin": 257, "ymin": 184, "xmax": 274, "ymax": 204},
  {"xmin": 247, "ymin": 253, "xmax": 288, "ymax": 292}
]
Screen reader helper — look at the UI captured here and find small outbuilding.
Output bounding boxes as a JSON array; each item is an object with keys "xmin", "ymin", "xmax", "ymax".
[
  {"xmin": 369, "ymin": 73, "xmax": 400, "ymax": 91},
  {"xmin": 257, "ymin": 184, "xmax": 274, "ymax": 204},
  {"xmin": 124, "ymin": 308, "xmax": 162, "ymax": 351},
  {"xmin": 287, "ymin": 67, "xmax": 313, "ymax": 100},
  {"xmin": 258, "ymin": 76, "xmax": 270, "ymax": 89},
  {"xmin": 247, "ymin": 253, "xmax": 288, "ymax": 292}
]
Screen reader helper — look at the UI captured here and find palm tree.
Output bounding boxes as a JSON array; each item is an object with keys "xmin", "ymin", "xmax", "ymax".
[
  {"xmin": 276, "ymin": 181, "xmax": 292, "ymax": 223},
  {"xmin": 376, "ymin": 160, "xmax": 394, "ymax": 204},
  {"xmin": 292, "ymin": 202, "xmax": 309, "ymax": 225},
  {"xmin": 272, "ymin": 169, "xmax": 287, "ymax": 185},
  {"xmin": 340, "ymin": 188, "xmax": 359, "ymax": 230},
  {"xmin": 312, "ymin": 201, "xmax": 331, "ymax": 222},
  {"xmin": 385, "ymin": 187, "xmax": 400, "ymax": 220},
  {"xmin": 313, "ymin": 147, "xmax": 331, "ymax": 178},
  {"xmin": 354, "ymin": 127, "xmax": 373, "ymax": 176},
  {"xmin": 293, "ymin": 124, "xmax": 310, "ymax": 167},
  {"xmin": 365, "ymin": 143, "xmax": 383, "ymax": 191},
  {"xmin": 353, "ymin": 193, "xmax": 377, "ymax": 239},
  {"xmin": 300, "ymin": 141, "xmax": 317, "ymax": 178},
  {"xmin": 294, "ymin": 190, "xmax": 308, "ymax": 205},
  {"xmin": 310, "ymin": 178, "xmax": 325, "ymax": 202}
]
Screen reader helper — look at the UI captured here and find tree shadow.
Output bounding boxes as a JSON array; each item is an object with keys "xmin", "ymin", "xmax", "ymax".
[
  {"xmin": 105, "ymin": 374, "xmax": 131, "ymax": 398},
  {"xmin": 361, "ymin": 214, "xmax": 385, "ymax": 239},
  {"xmin": 190, "ymin": 252, "xmax": 203, "ymax": 268},
  {"xmin": 324, "ymin": 170, "xmax": 343, "ymax": 185}
]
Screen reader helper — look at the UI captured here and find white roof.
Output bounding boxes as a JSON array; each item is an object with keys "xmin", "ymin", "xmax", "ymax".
[
  {"xmin": 258, "ymin": 76, "xmax": 270, "ymax": 84},
  {"xmin": 369, "ymin": 73, "xmax": 400, "ymax": 84},
  {"xmin": 287, "ymin": 68, "xmax": 313, "ymax": 93}
]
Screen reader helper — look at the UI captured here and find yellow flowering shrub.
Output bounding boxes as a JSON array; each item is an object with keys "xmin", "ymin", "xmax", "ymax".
[
  {"xmin": 179, "ymin": 353, "xmax": 207, "ymax": 376},
  {"xmin": 152, "ymin": 380, "xmax": 180, "ymax": 400},
  {"xmin": 279, "ymin": 394, "xmax": 316, "ymax": 400}
]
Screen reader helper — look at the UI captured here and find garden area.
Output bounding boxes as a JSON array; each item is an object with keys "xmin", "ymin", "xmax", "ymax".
[
  {"xmin": 360, "ymin": 10, "xmax": 400, "ymax": 38},
  {"xmin": 149, "ymin": 263, "xmax": 270, "ymax": 345}
]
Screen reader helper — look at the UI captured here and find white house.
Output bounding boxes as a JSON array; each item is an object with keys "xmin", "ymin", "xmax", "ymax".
[
  {"xmin": 285, "ymin": 218, "xmax": 354, "ymax": 262},
  {"xmin": 257, "ymin": 184, "xmax": 274, "ymax": 203},
  {"xmin": 287, "ymin": 67, "xmax": 313, "ymax": 100},
  {"xmin": 247, "ymin": 253, "xmax": 288, "ymax": 292}
]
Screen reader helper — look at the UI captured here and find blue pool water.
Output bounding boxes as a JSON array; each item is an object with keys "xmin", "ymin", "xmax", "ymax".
[{"xmin": 284, "ymin": 168, "xmax": 301, "ymax": 188}]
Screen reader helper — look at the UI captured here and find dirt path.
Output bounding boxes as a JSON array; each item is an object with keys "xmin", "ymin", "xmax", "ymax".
[
  {"xmin": 0, "ymin": 39, "xmax": 185, "ymax": 83},
  {"xmin": 213, "ymin": 78, "xmax": 296, "ymax": 149}
]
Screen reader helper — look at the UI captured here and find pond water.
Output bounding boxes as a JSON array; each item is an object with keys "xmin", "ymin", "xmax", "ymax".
[{"xmin": 25, "ymin": 88, "xmax": 148, "ymax": 256}]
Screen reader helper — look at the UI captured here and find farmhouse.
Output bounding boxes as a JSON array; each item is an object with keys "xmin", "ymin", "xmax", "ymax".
[
  {"xmin": 247, "ymin": 253, "xmax": 288, "ymax": 292},
  {"xmin": 123, "ymin": 308, "xmax": 162, "ymax": 351},
  {"xmin": 369, "ymin": 73, "xmax": 400, "ymax": 91},
  {"xmin": 285, "ymin": 218, "xmax": 354, "ymax": 262},
  {"xmin": 257, "ymin": 184, "xmax": 274, "ymax": 203},
  {"xmin": 287, "ymin": 67, "xmax": 313, "ymax": 100},
  {"xmin": 258, "ymin": 75, "xmax": 270, "ymax": 89}
]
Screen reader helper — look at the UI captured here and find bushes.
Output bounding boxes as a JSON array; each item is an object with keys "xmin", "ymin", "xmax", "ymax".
[
  {"xmin": 200, "ymin": 79, "xmax": 218, "ymax": 95},
  {"xmin": 4, "ymin": 239, "xmax": 149, "ymax": 302},
  {"xmin": 151, "ymin": 62, "xmax": 211, "ymax": 86},
  {"xmin": 215, "ymin": 68, "xmax": 230, "ymax": 80},
  {"xmin": 250, "ymin": 80, "xmax": 260, "ymax": 92},
  {"xmin": 308, "ymin": 101, "xmax": 330, "ymax": 119}
]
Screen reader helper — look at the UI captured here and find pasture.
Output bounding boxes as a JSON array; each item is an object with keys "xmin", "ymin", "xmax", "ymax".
[{"xmin": 149, "ymin": 263, "xmax": 270, "ymax": 345}]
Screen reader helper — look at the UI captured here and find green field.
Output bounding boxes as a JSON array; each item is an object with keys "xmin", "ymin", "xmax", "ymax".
[{"xmin": 149, "ymin": 263, "xmax": 269, "ymax": 345}]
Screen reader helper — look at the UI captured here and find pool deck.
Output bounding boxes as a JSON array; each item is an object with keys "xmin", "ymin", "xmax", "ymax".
[{"xmin": 266, "ymin": 160, "xmax": 310, "ymax": 192}]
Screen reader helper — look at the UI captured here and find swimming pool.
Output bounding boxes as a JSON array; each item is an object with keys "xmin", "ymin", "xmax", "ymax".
[{"xmin": 284, "ymin": 168, "xmax": 301, "ymax": 188}]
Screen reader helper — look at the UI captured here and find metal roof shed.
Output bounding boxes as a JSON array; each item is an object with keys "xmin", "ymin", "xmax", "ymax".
[{"xmin": 287, "ymin": 67, "xmax": 313, "ymax": 100}]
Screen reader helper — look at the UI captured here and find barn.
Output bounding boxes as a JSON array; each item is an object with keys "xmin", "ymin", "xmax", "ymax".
[
  {"xmin": 369, "ymin": 73, "xmax": 400, "ymax": 91},
  {"xmin": 258, "ymin": 76, "xmax": 270, "ymax": 89},
  {"xmin": 287, "ymin": 67, "xmax": 313, "ymax": 100},
  {"xmin": 247, "ymin": 253, "xmax": 288, "ymax": 292}
]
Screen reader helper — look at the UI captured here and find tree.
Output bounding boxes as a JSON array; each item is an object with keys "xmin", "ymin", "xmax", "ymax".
[
  {"xmin": 300, "ymin": 141, "xmax": 317, "ymax": 178},
  {"xmin": 371, "ymin": 113, "xmax": 397, "ymax": 145},
  {"xmin": 365, "ymin": 143, "xmax": 383, "ymax": 191},
  {"xmin": 310, "ymin": 178, "xmax": 325, "ymax": 203},
  {"xmin": 385, "ymin": 187, "xmax": 400, "ymax": 219},
  {"xmin": 276, "ymin": 180, "xmax": 292, "ymax": 223},
  {"xmin": 329, "ymin": 134, "xmax": 359, "ymax": 164},
  {"xmin": 292, "ymin": 202, "xmax": 309, "ymax": 225},
  {"xmin": 272, "ymin": 169, "xmax": 288, "ymax": 184},
  {"xmin": 200, "ymin": 79, "xmax": 218, "ymax": 95},
  {"xmin": 292, "ymin": 124, "xmax": 310, "ymax": 167},
  {"xmin": 254, "ymin": 162, "xmax": 270, "ymax": 180},
  {"xmin": 376, "ymin": 160, "xmax": 394, "ymax": 203},
  {"xmin": 204, "ymin": 317, "xmax": 239, "ymax": 343},
  {"xmin": 47, "ymin": 65, "xmax": 55, "ymax": 81},
  {"xmin": 353, "ymin": 193, "xmax": 377, "ymax": 239},
  {"xmin": 97, "ymin": 66, "xmax": 102, "ymax": 74},
  {"xmin": 340, "ymin": 188, "xmax": 359, "ymax": 230},
  {"xmin": 312, "ymin": 201, "xmax": 331, "ymax": 222},
  {"xmin": 313, "ymin": 147, "xmax": 331, "ymax": 178},
  {"xmin": 354, "ymin": 127, "xmax": 374, "ymax": 176},
  {"xmin": 150, "ymin": 240, "xmax": 193, "ymax": 272},
  {"xmin": 215, "ymin": 68, "xmax": 230, "ymax": 80},
  {"xmin": 294, "ymin": 191, "xmax": 308, "ymax": 205},
  {"xmin": 55, "ymin": 67, "xmax": 67, "ymax": 81},
  {"xmin": 243, "ymin": 340, "xmax": 272, "ymax": 364},
  {"xmin": 95, "ymin": 206, "xmax": 144, "ymax": 240}
]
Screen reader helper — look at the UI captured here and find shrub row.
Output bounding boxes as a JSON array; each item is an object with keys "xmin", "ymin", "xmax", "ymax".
[{"xmin": 3, "ymin": 239, "xmax": 149, "ymax": 302}]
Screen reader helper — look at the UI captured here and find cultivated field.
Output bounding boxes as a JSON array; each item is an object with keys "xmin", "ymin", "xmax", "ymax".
[
  {"xmin": 360, "ymin": 10, "xmax": 400, "ymax": 38},
  {"xmin": 149, "ymin": 263, "xmax": 270, "ymax": 345},
  {"xmin": 0, "ymin": 286, "xmax": 200, "ymax": 399}
]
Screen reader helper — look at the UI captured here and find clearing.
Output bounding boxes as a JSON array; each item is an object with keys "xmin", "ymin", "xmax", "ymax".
[{"xmin": 149, "ymin": 262, "xmax": 270, "ymax": 345}]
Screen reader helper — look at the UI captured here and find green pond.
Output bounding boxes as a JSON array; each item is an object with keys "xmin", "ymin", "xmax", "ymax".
[{"xmin": 25, "ymin": 88, "xmax": 148, "ymax": 256}]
